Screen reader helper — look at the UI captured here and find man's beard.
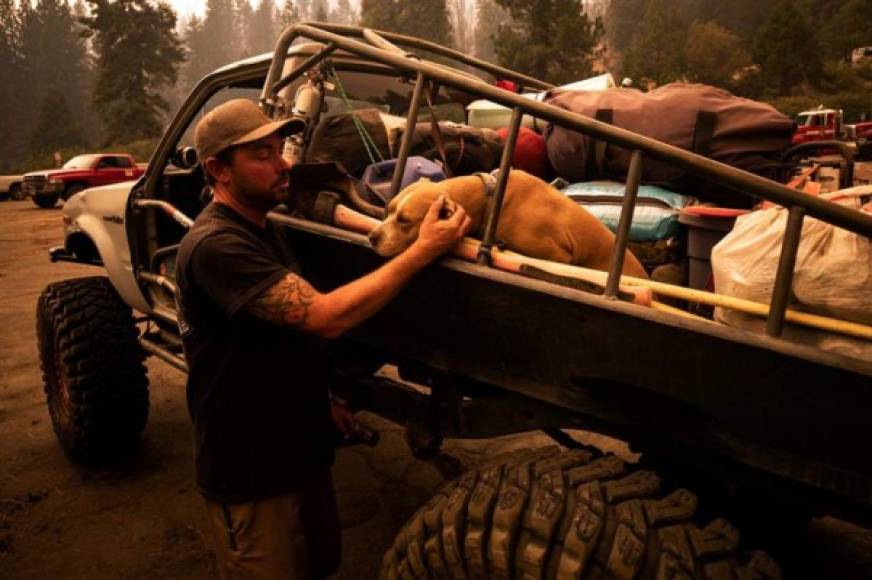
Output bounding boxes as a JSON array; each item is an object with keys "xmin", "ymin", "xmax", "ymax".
[{"xmin": 234, "ymin": 174, "xmax": 290, "ymax": 210}]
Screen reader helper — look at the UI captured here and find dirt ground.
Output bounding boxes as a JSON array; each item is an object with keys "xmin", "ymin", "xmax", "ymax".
[{"xmin": 1, "ymin": 199, "xmax": 871, "ymax": 579}]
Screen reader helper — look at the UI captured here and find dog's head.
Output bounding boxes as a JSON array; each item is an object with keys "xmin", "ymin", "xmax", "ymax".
[{"xmin": 368, "ymin": 179, "xmax": 460, "ymax": 256}]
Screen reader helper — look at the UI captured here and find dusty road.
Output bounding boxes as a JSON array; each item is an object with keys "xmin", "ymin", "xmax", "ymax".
[{"xmin": 1, "ymin": 199, "xmax": 871, "ymax": 579}]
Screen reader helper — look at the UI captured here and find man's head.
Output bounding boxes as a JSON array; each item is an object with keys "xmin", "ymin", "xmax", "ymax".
[{"xmin": 194, "ymin": 99, "xmax": 296, "ymax": 210}]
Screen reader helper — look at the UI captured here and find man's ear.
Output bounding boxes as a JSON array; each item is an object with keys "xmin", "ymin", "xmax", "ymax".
[
  {"xmin": 439, "ymin": 197, "xmax": 458, "ymax": 220},
  {"xmin": 204, "ymin": 156, "xmax": 231, "ymax": 186}
]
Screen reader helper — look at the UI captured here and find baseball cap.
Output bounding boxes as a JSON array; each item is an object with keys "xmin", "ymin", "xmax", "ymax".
[{"xmin": 194, "ymin": 99, "xmax": 298, "ymax": 160}]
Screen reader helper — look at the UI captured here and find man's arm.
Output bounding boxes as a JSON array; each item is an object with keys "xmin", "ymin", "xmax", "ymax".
[{"xmin": 244, "ymin": 196, "xmax": 470, "ymax": 338}]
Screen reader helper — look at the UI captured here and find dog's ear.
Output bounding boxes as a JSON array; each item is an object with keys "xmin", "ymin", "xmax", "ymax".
[{"xmin": 439, "ymin": 197, "xmax": 458, "ymax": 220}]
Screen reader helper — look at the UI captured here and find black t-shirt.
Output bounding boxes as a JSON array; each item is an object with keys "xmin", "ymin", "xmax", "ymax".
[{"xmin": 175, "ymin": 202, "xmax": 334, "ymax": 503}]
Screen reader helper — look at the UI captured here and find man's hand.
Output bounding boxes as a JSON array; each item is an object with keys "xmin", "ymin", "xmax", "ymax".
[{"xmin": 410, "ymin": 196, "xmax": 472, "ymax": 262}]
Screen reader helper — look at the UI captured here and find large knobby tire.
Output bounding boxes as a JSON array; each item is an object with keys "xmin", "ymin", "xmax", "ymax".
[
  {"xmin": 37, "ymin": 276, "xmax": 149, "ymax": 462},
  {"xmin": 381, "ymin": 447, "xmax": 780, "ymax": 580},
  {"xmin": 33, "ymin": 193, "xmax": 59, "ymax": 208}
]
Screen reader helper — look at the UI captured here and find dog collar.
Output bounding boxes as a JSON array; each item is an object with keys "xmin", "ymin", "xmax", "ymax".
[{"xmin": 474, "ymin": 170, "xmax": 499, "ymax": 238}]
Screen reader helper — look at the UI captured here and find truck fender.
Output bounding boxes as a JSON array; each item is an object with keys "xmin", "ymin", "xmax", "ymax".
[{"xmin": 67, "ymin": 204, "xmax": 151, "ymax": 314}]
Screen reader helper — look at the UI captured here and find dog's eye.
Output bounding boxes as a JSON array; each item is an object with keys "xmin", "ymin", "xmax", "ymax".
[{"xmin": 397, "ymin": 214, "xmax": 411, "ymax": 225}]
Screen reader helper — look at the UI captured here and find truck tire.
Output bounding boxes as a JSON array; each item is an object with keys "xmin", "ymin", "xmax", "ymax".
[
  {"xmin": 10, "ymin": 183, "xmax": 23, "ymax": 200},
  {"xmin": 37, "ymin": 276, "xmax": 149, "ymax": 462},
  {"xmin": 380, "ymin": 447, "xmax": 780, "ymax": 580},
  {"xmin": 33, "ymin": 193, "xmax": 59, "ymax": 208}
]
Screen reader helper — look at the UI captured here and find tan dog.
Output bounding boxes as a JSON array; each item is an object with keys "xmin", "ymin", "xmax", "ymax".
[{"xmin": 368, "ymin": 169, "xmax": 648, "ymax": 278}]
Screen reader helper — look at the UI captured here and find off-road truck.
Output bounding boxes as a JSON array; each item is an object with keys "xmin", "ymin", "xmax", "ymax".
[{"xmin": 38, "ymin": 23, "xmax": 872, "ymax": 579}]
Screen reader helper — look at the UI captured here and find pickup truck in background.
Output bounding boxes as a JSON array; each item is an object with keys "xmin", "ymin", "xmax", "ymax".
[
  {"xmin": 0, "ymin": 174, "xmax": 24, "ymax": 201},
  {"xmin": 23, "ymin": 153, "xmax": 146, "ymax": 208}
]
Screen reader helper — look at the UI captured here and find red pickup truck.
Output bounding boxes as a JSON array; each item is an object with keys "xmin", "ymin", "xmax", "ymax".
[{"xmin": 23, "ymin": 153, "xmax": 146, "ymax": 208}]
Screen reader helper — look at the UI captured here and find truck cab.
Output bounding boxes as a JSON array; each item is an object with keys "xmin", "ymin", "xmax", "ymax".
[{"xmin": 24, "ymin": 153, "xmax": 145, "ymax": 208}]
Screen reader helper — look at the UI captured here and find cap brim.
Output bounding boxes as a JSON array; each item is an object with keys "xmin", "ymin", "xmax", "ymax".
[{"xmin": 230, "ymin": 118, "xmax": 301, "ymax": 147}]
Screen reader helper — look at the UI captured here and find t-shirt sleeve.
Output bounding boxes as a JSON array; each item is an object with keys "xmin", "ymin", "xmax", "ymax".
[{"xmin": 189, "ymin": 231, "xmax": 290, "ymax": 317}]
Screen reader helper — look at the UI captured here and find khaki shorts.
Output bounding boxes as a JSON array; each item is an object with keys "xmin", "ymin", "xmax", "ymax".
[{"xmin": 202, "ymin": 470, "xmax": 340, "ymax": 580}]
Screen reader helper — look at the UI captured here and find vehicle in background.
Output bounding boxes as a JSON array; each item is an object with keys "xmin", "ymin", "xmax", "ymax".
[
  {"xmin": 23, "ymin": 153, "xmax": 146, "ymax": 208},
  {"xmin": 792, "ymin": 106, "xmax": 872, "ymax": 146},
  {"xmin": 0, "ymin": 174, "xmax": 24, "ymax": 201},
  {"xmin": 851, "ymin": 46, "xmax": 872, "ymax": 65}
]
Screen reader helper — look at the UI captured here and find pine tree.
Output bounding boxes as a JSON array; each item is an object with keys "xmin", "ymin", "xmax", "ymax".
[
  {"xmin": 30, "ymin": 89, "xmax": 86, "ymax": 154},
  {"xmin": 622, "ymin": 0, "xmax": 688, "ymax": 87},
  {"xmin": 248, "ymin": 0, "xmax": 279, "ymax": 54},
  {"xmin": 684, "ymin": 21, "xmax": 751, "ymax": 89},
  {"xmin": 18, "ymin": 0, "xmax": 92, "ymax": 154},
  {"xmin": 473, "ymin": 0, "xmax": 510, "ymax": 62},
  {"xmin": 0, "ymin": 0, "xmax": 23, "ymax": 167},
  {"xmin": 493, "ymin": 0, "xmax": 603, "ymax": 85},
  {"xmin": 330, "ymin": 0, "xmax": 356, "ymax": 24},
  {"xmin": 279, "ymin": 0, "xmax": 301, "ymax": 26},
  {"xmin": 83, "ymin": 0, "xmax": 185, "ymax": 143},
  {"xmin": 361, "ymin": 0, "xmax": 453, "ymax": 47},
  {"xmin": 753, "ymin": 0, "xmax": 822, "ymax": 95}
]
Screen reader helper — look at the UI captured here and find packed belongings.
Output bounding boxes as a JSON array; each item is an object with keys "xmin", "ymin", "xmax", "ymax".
[
  {"xmin": 543, "ymin": 83, "xmax": 795, "ymax": 208},
  {"xmin": 561, "ymin": 181, "xmax": 691, "ymax": 242},
  {"xmin": 305, "ymin": 109, "xmax": 503, "ymax": 179},
  {"xmin": 711, "ymin": 186, "xmax": 872, "ymax": 358}
]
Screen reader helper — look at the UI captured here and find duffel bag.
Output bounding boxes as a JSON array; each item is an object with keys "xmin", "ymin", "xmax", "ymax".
[
  {"xmin": 543, "ymin": 83, "xmax": 794, "ymax": 208},
  {"xmin": 305, "ymin": 108, "xmax": 393, "ymax": 177}
]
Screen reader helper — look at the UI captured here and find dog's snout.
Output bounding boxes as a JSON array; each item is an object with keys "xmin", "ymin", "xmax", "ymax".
[{"xmin": 368, "ymin": 230, "xmax": 382, "ymax": 246}]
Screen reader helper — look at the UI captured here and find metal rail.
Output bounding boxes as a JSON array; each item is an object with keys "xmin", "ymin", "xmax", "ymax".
[{"xmin": 262, "ymin": 23, "xmax": 872, "ymax": 338}]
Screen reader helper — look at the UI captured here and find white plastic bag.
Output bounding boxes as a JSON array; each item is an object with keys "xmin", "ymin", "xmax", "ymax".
[{"xmin": 711, "ymin": 186, "xmax": 872, "ymax": 358}]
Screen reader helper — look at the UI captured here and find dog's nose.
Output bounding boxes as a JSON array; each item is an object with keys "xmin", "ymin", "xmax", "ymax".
[{"xmin": 368, "ymin": 231, "xmax": 381, "ymax": 246}]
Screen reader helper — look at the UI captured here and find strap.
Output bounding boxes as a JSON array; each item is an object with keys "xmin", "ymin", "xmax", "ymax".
[
  {"xmin": 425, "ymin": 81, "xmax": 453, "ymax": 177},
  {"xmin": 474, "ymin": 170, "xmax": 499, "ymax": 238},
  {"xmin": 590, "ymin": 108, "xmax": 613, "ymax": 179},
  {"xmin": 327, "ymin": 63, "xmax": 385, "ymax": 169},
  {"xmin": 692, "ymin": 110, "xmax": 717, "ymax": 157}
]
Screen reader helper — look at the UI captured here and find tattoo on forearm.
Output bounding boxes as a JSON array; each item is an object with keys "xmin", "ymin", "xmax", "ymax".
[{"xmin": 245, "ymin": 273, "xmax": 316, "ymax": 327}]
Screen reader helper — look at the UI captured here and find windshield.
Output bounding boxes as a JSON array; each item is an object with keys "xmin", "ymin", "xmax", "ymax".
[{"xmin": 63, "ymin": 154, "xmax": 100, "ymax": 169}]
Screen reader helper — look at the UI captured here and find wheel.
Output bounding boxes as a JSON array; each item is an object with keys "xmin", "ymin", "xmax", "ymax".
[
  {"xmin": 0, "ymin": 192, "xmax": 8, "ymax": 201},
  {"xmin": 33, "ymin": 193, "xmax": 59, "ymax": 208},
  {"xmin": 9, "ymin": 183, "xmax": 23, "ymax": 200},
  {"xmin": 380, "ymin": 447, "xmax": 781, "ymax": 579},
  {"xmin": 37, "ymin": 276, "xmax": 149, "ymax": 462},
  {"xmin": 62, "ymin": 184, "xmax": 85, "ymax": 201}
]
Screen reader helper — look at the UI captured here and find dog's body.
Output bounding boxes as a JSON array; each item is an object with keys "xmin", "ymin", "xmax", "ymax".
[{"xmin": 368, "ymin": 169, "xmax": 648, "ymax": 278}]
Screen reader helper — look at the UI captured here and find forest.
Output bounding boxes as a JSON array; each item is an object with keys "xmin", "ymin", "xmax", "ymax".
[{"xmin": 1, "ymin": 0, "xmax": 870, "ymax": 172}]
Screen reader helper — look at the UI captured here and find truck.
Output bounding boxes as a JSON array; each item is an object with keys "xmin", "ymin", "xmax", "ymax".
[
  {"xmin": 38, "ymin": 24, "xmax": 872, "ymax": 578},
  {"xmin": 0, "ymin": 174, "xmax": 24, "ymax": 201},
  {"xmin": 22, "ymin": 153, "xmax": 146, "ymax": 208},
  {"xmin": 791, "ymin": 106, "xmax": 872, "ymax": 146}
]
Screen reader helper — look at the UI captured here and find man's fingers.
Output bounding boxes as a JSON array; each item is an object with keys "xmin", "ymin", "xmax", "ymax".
[
  {"xmin": 460, "ymin": 214, "xmax": 472, "ymax": 236},
  {"xmin": 423, "ymin": 195, "xmax": 445, "ymax": 224},
  {"xmin": 446, "ymin": 204, "xmax": 467, "ymax": 227}
]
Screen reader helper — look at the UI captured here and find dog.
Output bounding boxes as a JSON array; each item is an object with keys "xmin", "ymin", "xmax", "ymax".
[{"xmin": 368, "ymin": 169, "xmax": 649, "ymax": 278}]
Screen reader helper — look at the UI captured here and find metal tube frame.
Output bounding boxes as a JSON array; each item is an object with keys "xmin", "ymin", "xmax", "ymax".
[
  {"xmin": 259, "ymin": 23, "xmax": 872, "ymax": 240},
  {"xmin": 766, "ymin": 206, "xmax": 806, "ymax": 336},
  {"xmin": 478, "ymin": 107, "xmax": 523, "ymax": 265},
  {"xmin": 604, "ymin": 150, "xmax": 643, "ymax": 298},
  {"xmin": 389, "ymin": 71, "xmax": 427, "ymax": 200},
  {"xmin": 265, "ymin": 42, "xmax": 338, "ymax": 112},
  {"xmin": 255, "ymin": 23, "xmax": 872, "ymax": 339}
]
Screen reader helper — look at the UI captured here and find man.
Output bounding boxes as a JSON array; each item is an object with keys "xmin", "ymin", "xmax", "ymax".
[{"xmin": 175, "ymin": 99, "xmax": 470, "ymax": 579}]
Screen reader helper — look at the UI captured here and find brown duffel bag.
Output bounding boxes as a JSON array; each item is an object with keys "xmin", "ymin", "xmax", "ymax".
[{"xmin": 543, "ymin": 83, "xmax": 795, "ymax": 207}]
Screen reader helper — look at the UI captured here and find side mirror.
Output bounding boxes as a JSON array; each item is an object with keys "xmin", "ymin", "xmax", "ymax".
[{"xmin": 172, "ymin": 146, "xmax": 198, "ymax": 170}]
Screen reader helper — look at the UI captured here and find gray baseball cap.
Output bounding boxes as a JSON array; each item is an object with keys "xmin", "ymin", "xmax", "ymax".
[{"xmin": 194, "ymin": 99, "xmax": 296, "ymax": 160}]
